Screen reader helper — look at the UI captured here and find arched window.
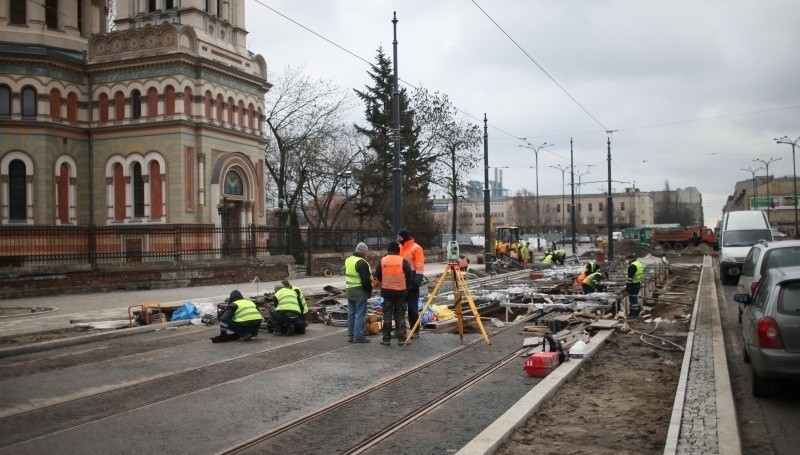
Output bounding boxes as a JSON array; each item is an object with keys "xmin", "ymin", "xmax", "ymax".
[
  {"xmin": 183, "ymin": 87, "xmax": 192, "ymax": 117},
  {"xmin": 224, "ymin": 170, "xmax": 243, "ymax": 195},
  {"xmin": 113, "ymin": 163, "xmax": 125, "ymax": 221},
  {"xmin": 164, "ymin": 86, "xmax": 175, "ymax": 116},
  {"xmin": 248, "ymin": 103, "xmax": 254, "ymax": 130},
  {"xmin": 99, "ymin": 93, "xmax": 109, "ymax": 123},
  {"xmin": 114, "ymin": 91, "xmax": 125, "ymax": 121},
  {"xmin": 131, "ymin": 89, "xmax": 142, "ymax": 119},
  {"xmin": 147, "ymin": 87, "xmax": 158, "ymax": 118},
  {"xmin": 227, "ymin": 96, "xmax": 234, "ymax": 124},
  {"xmin": 149, "ymin": 161, "xmax": 163, "ymax": 219},
  {"xmin": 57, "ymin": 162, "xmax": 70, "ymax": 224},
  {"xmin": 67, "ymin": 92, "xmax": 78, "ymax": 123},
  {"xmin": 132, "ymin": 163, "xmax": 144, "ymax": 218},
  {"xmin": 21, "ymin": 87, "xmax": 36, "ymax": 118},
  {"xmin": 0, "ymin": 85, "xmax": 10, "ymax": 116},
  {"xmin": 49, "ymin": 88, "xmax": 61, "ymax": 120},
  {"xmin": 204, "ymin": 90, "xmax": 212, "ymax": 119},
  {"xmin": 237, "ymin": 100, "xmax": 244, "ymax": 127},
  {"xmin": 9, "ymin": 159, "xmax": 27, "ymax": 221},
  {"xmin": 215, "ymin": 94, "xmax": 223, "ymax": 122}
]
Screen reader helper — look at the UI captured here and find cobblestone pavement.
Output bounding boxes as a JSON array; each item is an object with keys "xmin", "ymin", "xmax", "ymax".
[{"xmin": 668, "ymin": 256, "xmax": 740, "ymax": 455}]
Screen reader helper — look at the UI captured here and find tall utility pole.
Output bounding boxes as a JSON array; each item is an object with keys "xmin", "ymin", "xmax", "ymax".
[
  {"xmin": 519, "ymin": 141, "xmax": 552, "ymax": 251},
  {"xmin": 606, "ymin": 130, "xmax": 617, "ymax": 262},
  {"xmin": 390, "ymin": 12, "xmax": 402, "ymax": 234},
  {"xmin": 775, "ymin": 136, "xmax": 799, "ymax": 238},
  {"xmin": 569, "ymin": 138, "xmax": 577, "ymax": 255},
  {"xmin": 754, "ymin": 157, "xmax": 781, "ymax": 220},
  {"xmin": 550, "ymin": 163, "xmax": 569, "ymax": 246},
  {"xmin": 741, "ymin": 166, "xmax": 763, "ymax": 209},
  {"xmin": 483, "ymin": 115, "xmax": 492, "ymax": 271}
]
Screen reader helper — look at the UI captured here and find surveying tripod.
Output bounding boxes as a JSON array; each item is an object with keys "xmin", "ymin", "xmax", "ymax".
[{"xmin": 403, "ymin": 262, "xmax": 492, "ymax": 350}]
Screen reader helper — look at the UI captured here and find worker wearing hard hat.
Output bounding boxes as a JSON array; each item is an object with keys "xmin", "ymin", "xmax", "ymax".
[{"xmin": 582, "ymin": 270, "xmax": 608, "ymax": 294}]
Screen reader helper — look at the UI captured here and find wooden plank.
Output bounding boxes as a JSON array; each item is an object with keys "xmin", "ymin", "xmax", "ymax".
[{"xmin": 588, "ymin": 319, "xmax": 619, "ymax": 330}]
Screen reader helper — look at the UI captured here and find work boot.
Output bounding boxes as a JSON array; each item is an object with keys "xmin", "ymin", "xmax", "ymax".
[
  {"xmin": 381, "ymin": 339, "xmax": 391, "ymax": 346},
  {"xmin": 353, "ymin": 338, "xmax": 370, "ymax": 343},
  {"xmin": 239, "ymin": 333, "xmax": 253, "ymax": 342}
]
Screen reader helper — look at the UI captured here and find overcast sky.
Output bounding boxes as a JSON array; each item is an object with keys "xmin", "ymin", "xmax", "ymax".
[{"xmin": 244, "ymin": 0, "xmax": 800, "ymax": 227}]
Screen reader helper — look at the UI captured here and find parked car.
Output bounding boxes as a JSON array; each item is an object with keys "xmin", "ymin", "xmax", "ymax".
[
  {"xmin": 578, "ymin": 236, "xmax": 592, "ymax": 243},
  {"xmin": 734, "ymin": 266, "xmax": 800, "ymax": 397},
  {"xmin": 736, "ymin": 240, "xmax": 800, "ymax": 322}
]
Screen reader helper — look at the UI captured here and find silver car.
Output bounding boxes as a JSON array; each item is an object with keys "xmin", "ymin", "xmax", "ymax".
[
  {"xmin": 736, "ymin": 239, "xmax": 800, "ymax": 322},
  {"xmin": 734, "ymin": 266, "xmax": 800, "ymax": 397}
]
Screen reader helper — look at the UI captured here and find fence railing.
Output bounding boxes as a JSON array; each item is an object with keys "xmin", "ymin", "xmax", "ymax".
[{"xmin": 0, "ymin": 225, "xmax": 441, "ymax": 271}]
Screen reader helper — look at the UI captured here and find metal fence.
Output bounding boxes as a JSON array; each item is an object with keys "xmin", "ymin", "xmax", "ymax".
[{"xmin": 0, "ymin": 225, "xmax": 439, "ymax": 269}]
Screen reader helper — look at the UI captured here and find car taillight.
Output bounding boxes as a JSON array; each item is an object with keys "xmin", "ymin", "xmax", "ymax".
[
  {"xmin": 757, "ymin": 317, "xmax": 784, "ymax": 349},
  {"xmin": 750, "ymin": 281, "xmax": 758, "ymax": 295}
]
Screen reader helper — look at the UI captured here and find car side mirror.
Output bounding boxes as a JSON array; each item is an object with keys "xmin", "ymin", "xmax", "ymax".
[{"xmin": 733, "ymin": 293, "xmax": 751, "ymax": 305}]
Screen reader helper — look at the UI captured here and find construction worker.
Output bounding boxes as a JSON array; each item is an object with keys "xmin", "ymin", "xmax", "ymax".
[
  {"xmin": 211, "ymin": 290, "xmax": 263, "ymax": 343},
  {"xmin": 373, "ymin": 241, "xmax": 413, "ymax": 346},
  {"xmin": 397, "ymin": 228, "xmax": 425, "ymax": 338},
  {"xmin": 552, "ymin": 248, "xmax": 567, "ymax": 265},
  {"xmin": 344, "ymin": 242, "xmax": 373, "ymax": 343},
  {"xmin": 582, "ymin": 270, "xmax": 608, "ymax": 294},
  {"xmin": 458, "ymin": 254, "xmax": 470, "ymax": 272},
  {"xmin": 281, "ymin": 279, "xmax": 308, "ymax": 334},
  {"xmin": 540, "ymin": 250, "xmax": 554, "ymax": 265},
  {"xmin": 519, "ymin": 241, "xmax": 530, "ymax": 268},
  {"xmin": 585, "ymin": 258, "xmax": 600, "ymax": 275},
  {"xmin": 269, "ymin": 284, "xmax": 303, "ymax": 336},
  {"xmin": 626, "ymin": 254, "xmax": 645, "ymax": 317}
]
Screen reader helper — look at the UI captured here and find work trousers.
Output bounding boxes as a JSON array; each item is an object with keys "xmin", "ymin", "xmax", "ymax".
[
  {"xmin": 268, "ymin": 310, "xmax": 305, "ymax": 335},
  {"xmin": 406, "ymin": 285, "xmax": 420, "ymax": 332},
  {"xmin": 627, "ymin": 282, "xmax": 642, "ymax": 316},
  {"xmin": 581, "ymin": 284, "xmax": 595, "ymax": 295},
  {"xmin": 347, "ymin": 297, "xmax": 369, "ymax": 341},
  {"xmin": 382, "ymin": 296, "xmax": 408, "ymax": 342},
  {"xmin": 220, "ymin": 320, "xmax": 261, "ymax": 338}
]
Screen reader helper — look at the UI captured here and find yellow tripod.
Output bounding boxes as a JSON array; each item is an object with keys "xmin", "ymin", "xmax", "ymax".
[{"xmin": 403, "ymin": 263, "xmax": 492, "ymax": 350}]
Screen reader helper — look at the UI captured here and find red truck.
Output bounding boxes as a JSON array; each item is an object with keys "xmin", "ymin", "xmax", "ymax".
[{"xmin": 651, "ymin": 226, "xmax": 717, "ymax": 250}]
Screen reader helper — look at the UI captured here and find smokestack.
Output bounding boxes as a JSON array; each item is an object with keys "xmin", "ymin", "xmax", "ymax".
[{"xmin": 500, "ymin": 169, "xmax": 504, "ymax": 191}]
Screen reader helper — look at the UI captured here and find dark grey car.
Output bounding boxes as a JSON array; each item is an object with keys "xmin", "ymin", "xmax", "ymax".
[{"xmin": 735, "ymin": 266, "xmax": 800, "ymax": 396}]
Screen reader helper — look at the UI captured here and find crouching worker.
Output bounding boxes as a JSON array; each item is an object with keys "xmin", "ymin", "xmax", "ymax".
[
  {"xmin": 282, "ymin": 280, "xmax": 308, "ymax": 334},
  {"xmin": 211, "ymin": 290, "xmax": 263, "ymax": 342},
  {"xmin": 582, "ymin": 270, "xmax": 608, "ymax": 295},
  {"xmin": 269, "ymin": 284, "xmax": 304, "ymax": 336}
]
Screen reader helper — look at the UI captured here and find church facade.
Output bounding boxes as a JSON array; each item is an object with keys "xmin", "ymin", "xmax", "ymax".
[{"xmin": 0, "ymin": 0, "xmax": 270, "ymax": 232}]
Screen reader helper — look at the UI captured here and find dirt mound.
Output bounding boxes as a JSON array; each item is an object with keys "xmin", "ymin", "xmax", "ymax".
[
  {"xmin": 671, "ymin": 243, "xmax": 716, "ymax": 256},
  {"xmin": 614, "ymin": 239, "xmax": 654, "ymax": 257}
]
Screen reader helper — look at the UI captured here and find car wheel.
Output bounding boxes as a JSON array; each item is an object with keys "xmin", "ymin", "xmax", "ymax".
[
  {"xmin": 752, "ymin": 369, "xmax": 770, "ymax": 397},
  {"xmin": 742, "ymin": 341, "xmax": 750, "ymax": 363}
]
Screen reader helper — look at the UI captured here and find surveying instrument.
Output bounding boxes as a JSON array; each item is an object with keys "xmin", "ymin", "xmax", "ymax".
[{"xmin": 403, "ymin": 241, "xmax": 492, "ymax": 350}]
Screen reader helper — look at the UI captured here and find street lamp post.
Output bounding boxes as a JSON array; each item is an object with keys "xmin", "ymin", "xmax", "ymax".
[
  {"xmin": 741, "ymin": 166, "xmax": 764, "ymax": 210},
  {"xmin": 275, "ymin": 198, "xmax": 290, "ymax": 255},
  {"xmin": 574, "ymin": 166, "xmax": 593, "ymax": 233},
  {"xmin": 549, "ymin": 163, "xmax": 569, "ymax": 245},
  {"xmin": 775, "ymin": 136, "xmax": 799, "ymax": 238},
  {"xmin": 519, "ymin": 141, "xmax": 552, "ymax": 251},
  {"xmin": 754, "ymin": 157, "xmax": 781, "ymax": 217}
]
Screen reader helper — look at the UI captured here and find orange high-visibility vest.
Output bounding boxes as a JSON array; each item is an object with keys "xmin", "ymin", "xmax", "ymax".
[
  {"xmin": 379, "ymin": 255, "xmax": 407, "ymax": 291},
  {"xmin": 400, "ymin": 240, "xmax": 425, "ymax": 273}
]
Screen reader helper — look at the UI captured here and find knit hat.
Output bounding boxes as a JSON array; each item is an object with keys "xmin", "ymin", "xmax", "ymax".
[
  {"xmin": 355, "ymin": 242, "xmax": 369, "ymax": 253},
  {"xmin": 274, "ymin": 284, "xmax": 284, "ymax": 292},
  {"xmin": 229, "ymin": 290, "xmax": 244, "ymax": 303},
  {"xmin": 397, "ymin": 229, "xmax": 411, "ymax": 241},
  {"xmin": 388, "ymin": 241, "xmax": 401, "ymax": 253}
]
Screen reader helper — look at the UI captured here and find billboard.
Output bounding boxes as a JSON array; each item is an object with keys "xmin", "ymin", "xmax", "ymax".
[{"xmin": 750, "ymin": 196, "xmax": 797, "ymax": 210}]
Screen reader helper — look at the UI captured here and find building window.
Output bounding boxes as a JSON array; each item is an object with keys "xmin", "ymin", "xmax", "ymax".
[
  {"xmin": 57, "ymin": 163, "xmax": 70, "ymax": 224},
  {"xmin": 67, "ymin": 92, "xmax": 78, "ymax": 123},
  {"xmin": 588, "ymin": 203, "xmax": 593, "ymax": 212},
  {"xmin": 556, "ymin": 204, "xmax": 561, "ymax": 213},
  {"xmin": 147, "ymin": 87, "xmax": 158, "ymax": 118},
  {"xmin": 99, "ymin": 93, "xmax": 109, "ymax": 123},
  {"xmin": 9, "ymin": 159, "xmax": 27, "ymax": 221},
  {"xmin": 227, "ymin": 97, "xmax": 234, "ymax": 124},
  {"xmin": 164, "ymin": 86, "xmax": 175, "ymax": 116},
  {"xmin": 113, "ymin": 163, "xmax": 125, "ymax": 221},
  {"xmin": 114, "ymin": 91, "xmax": 125, "ymax": 121},
  {"xmin": 45, "ymin": 0, "xmax": 58, "ymax": 29},
  {"xmin": 21, "ymin": 87, "xmax": 37, "ymax": 118},
  {"xmin": 248, "ymin": 103, "xmax": 255, "ymax": 129},
  {"xmin": 149, "ymin": 0, "xmax": 157, "ymax": 12},
  {"xmin": 132, "ymin": 163, "xmax": 145, "ymax": 218},
  {"xmin": 131, "ymin": 90, "xmax": 142, "ymax": 119},
  {"xmin": 149, "ymin": 161, "xmax": 163, "ymax": 219},
  {"xmin": 216, "ymin": 94, "xmax": 223, "ymax": 122},
  {"xmin": 50, "ymin": 88, "xmax": 62, "ymax": 120},
  {"xmin": 0, "ymin": 86, "xmax": 10, "ymax": 116},
  {"xmin": 166, "ymin": 0, "xmax": 175, "ymax": 9},
  {"xmin": 10, "ymin": 0, "xmax": 27, "ymax": 25},
  {"xmin": 224, "ymin": 171, "xmax": 243, "ymax": 195},
  {"xmin": 599, "ymin": 202, "xmax": 604, "ymax": 212},
  {"xmin": 620, "ymin": 202, "xmax": 625, "ymax": 211},
  {"xmin": 237, "ymin": 100, "xmax": 244, "ymax": 127}
]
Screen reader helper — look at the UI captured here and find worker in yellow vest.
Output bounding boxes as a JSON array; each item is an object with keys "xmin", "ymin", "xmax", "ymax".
[{"xmin": 211, "ymin": 290, "xmax": 263, "ymax": 343}]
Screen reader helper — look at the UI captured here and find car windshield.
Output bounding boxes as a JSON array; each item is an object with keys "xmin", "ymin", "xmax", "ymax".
[
  {"xmin": 723, "ymin": 229, "xmax": 772, "ymax": 247},
  {"xmin": 763, "ymin": 247, "xmax": 800, "ymax": 273}
]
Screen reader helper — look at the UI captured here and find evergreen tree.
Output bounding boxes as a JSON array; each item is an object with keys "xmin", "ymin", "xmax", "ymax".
[{"xmin": 353, "ymin": 47, "xmax": 434, "ymax": 231}]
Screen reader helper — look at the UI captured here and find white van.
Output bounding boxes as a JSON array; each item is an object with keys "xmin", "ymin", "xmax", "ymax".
[{"xmin": 719, "ymin": 210, "xmax": 773, "ymax": 285}]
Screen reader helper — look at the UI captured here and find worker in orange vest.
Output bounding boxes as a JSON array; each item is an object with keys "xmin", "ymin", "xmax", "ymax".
[
  {"xmin": 397, "ymin": 229, "xmax": 425, "ymax": 338},
  {"xmin": 373, "ymin": 241, "xmax": 413, "ymax": 346}
]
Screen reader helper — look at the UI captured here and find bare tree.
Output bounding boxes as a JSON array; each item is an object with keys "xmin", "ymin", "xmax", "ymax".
[
  {"xmin": 412, "ymin": 87, "xmax": 481, "ymax": 239},
  {"xmin": 264, "ymin": 66, "xmax": 355, "ymax": 255},
  {"xmin": 510, "ymin": 189, "xmax": 536, "ymax": 232}
]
